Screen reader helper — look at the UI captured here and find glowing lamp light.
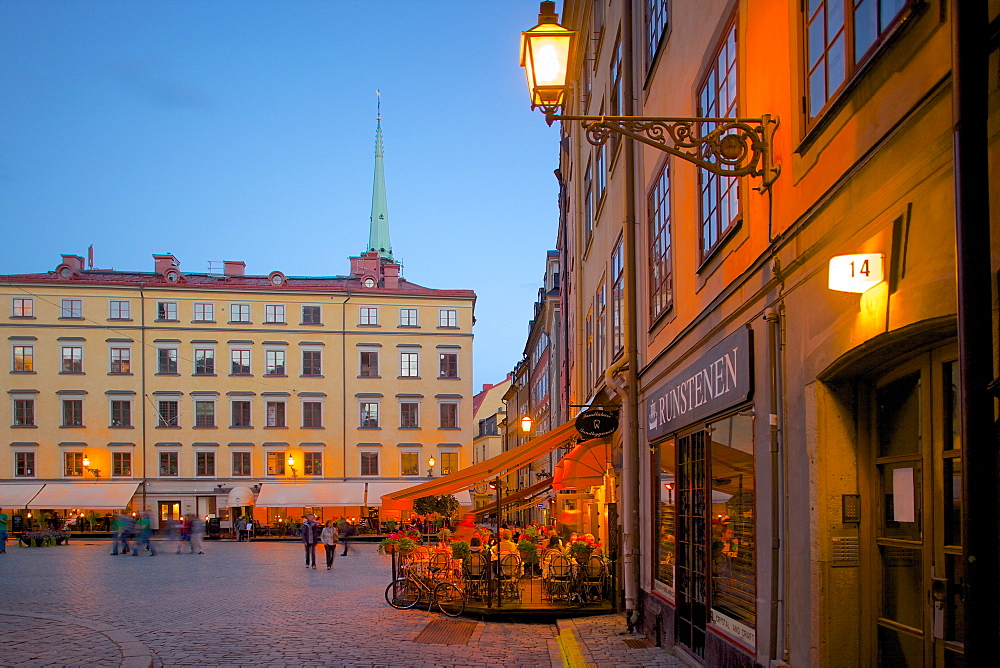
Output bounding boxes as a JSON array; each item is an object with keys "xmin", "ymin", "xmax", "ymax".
[
  {"xmin": 82, "ymin": 455, "xmax": 90, "ymax": 467},
  {"xmin": 520, "ymin": 415, "xmax": 533, "ymax": 433},
  {"xmin": 287, "ymin": 455, "xmax": 295, "ymax": 467},
  {"xmin": 428, "ymin": 456, "xmax": 436, "ymax": 468},
  {"xmin": 828, "ymin": 254, "xmax": 884, "ymax": 293},
  {"xmin": 520, "ymin": 1, "xmax": 576, "ymax": 114}
]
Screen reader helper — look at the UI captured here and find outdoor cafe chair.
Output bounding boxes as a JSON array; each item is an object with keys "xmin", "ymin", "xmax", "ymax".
[
  {"xmin": 428, "ymin": 551, "xmax": 451, "ymax": 581},
  {"xmin": 463, "ymin": 552, "xmax": 490, "ymax": 600},
  {"xmin": 580, "ymin": 555, "xmax": 606, "ymax": 602},
  {"xmin": 498, "ymin": 554, "xmax": 522, "ymax": 601},
  {"xmin": 544, "ymin": 555, "xmax": 573, "ymax": 601}
]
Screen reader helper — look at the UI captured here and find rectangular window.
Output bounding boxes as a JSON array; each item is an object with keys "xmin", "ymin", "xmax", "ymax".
[
  {"xmin": 230, "ymin": 303, "xmax": 250, "ymax": 323},
  {"xmin": 157, "ymin": 400, "xmax": 179, "ymax": 427},
  {"xmin": 302, "ymin": 305, "xmax": 321, "ymax": 324},
  {"xmin": 61, "ymin": 346, "xmax": 83, "ymax": 373},
  {"xmin": 399, "ymin": 308, "xmax": 418, "ymax": 326},
  {"xmin": 195, "ymin": 401, "xmax": 216, "ymax": 427},
  {"xmin": 111, "ymin": 400, "xmax": 131, "ymax": 427},
  {"xmin": 61, "ymin": 299, "xmax": 82, "ymax": 318},
  {"xmin": 112, "ymin": 452, "xmax": 132, "ymax": 477},
  {"xmin": 610, "ymin": 33, "xmax": 623, "ymax": 152},
  {"xmin": 65, "ymin": 452, "xmax": 83, "ymax": 477},
  {"xmin": 194, "ymin": 349, "xmax": 215, "ymax": 375},
  {"xmin": 401, "ymin": 452, "xmax": 419, "ymax": 476},
  {"xmin": 360, "ymin": 402, "xmax": 380, "ymax": 428},
  {"xmin": 266, "ymin": 451, "xmax": 286, "ymax": 475},
  {"xmin": 265, "ymin": 350, "xmax": 286, "ymax": 376},
  {"xmin": 361, "ymin": 451, "xmax": 379, "ymax": 476},
  {"xmin": 400, "ymin": 402, "xmax": 419, "ymax": 428},
  {"xmin": 231, "ymin": 349, "xmax": 251, "ymax": 375},
  {"xmin": 612, "ymin": 238, "xmax": 624, "ymax": 355},
  {"xmin": 805, "ymin": 0, "xmax": 909, "ymax": 119},
  {"xmin": 656, "ymin": 438, "xmax": 676, "ymax": 594},
  {"xmin": 109, "ymin": 300, "xmax": 130, "ymax": 319},
  {"xmin": 438, "ymin": 309, "xmax": 457, "ymax": 327},
  {"xmin": 13, "ymin": 399, "xmax": 35, "ymax": 426},
  {"xmin": 264, "ymin": 304, "xmax": 285, "ymax": 323},
  {"xmin": 649, "ymin": 161, "xmax": 673, "ymax": 319},
  {"xmin": 62, "ymin": 399, "xmax": 84, "ymax": 427},
  {"xmin": 585, "ymin": 309, "xmax": 594, "ymax": 390},
  {"xmin": 196, "ymin": 451, "xmax": 216, "ymax": 477},
  {"xmin": 583, "ymin": 159, "xmax": 594, "ymax": 242},
  {"xmin": 360, "ymin": 351, "xmax": 379, "ymax": 377},
  {"xmin": 15, "ymin": 451, "xmax": 35, "ymax": 477},
  {"xmin": 13, "ymin": 345, "xmax": 33, "ymax": 372},
  {"xmin": 699, "ymin": 22, "xmax": 739, "ymax": 258},
  {"xmin": 157, "ymin": 301, "xmax": 178, "ymax": 321},
  {"xmin": 232, "ymin": 451, "xmax": 251, "ymax": 477},
  {"xmin": 359, "ymin": 306, "xmax": 378, "ymax": 326},
  {"xmin": 440, "ymin": 452, "xmax": 458, "ymax": 475},
  {"xmin": 157, "ymin": 348, "xmax": 178, "ymax": 374},
  {"xmin": 304, "ymin": 452, "xmax": 322, "ymax": 475},
  {"xmin": 159, "ymin": 451, "xmax": 178, "ymax": 477},
  {"xmin": 266, "ymin": 401, "xmax": 286, "ymax": 427},
  {"xmin": 595, "ymin": 143, "xmax": 606, "ymax": 205},
  {"xmin": 302, "ymin": 350, "xmax": 322, "ymax": 376},
  {"xmin": 231, "ymin": 401, "xmax": 252, "ymax": 427},
  {"xmin": 439, "ymin": 353, "xmax": 458, "ymax": 379},
  {"xmin": 439, "ymin": 403, "xmax": 459, "ymax": 429},
  {"xmin": 110, "ymin": 348, "xmax": 131, "ymax": 374},
  {"xmin": 193, "ymin": 302, "xmax": 214, "ymax": 322},
  {"xmin": 12, "ymin": 298, "xmax": 33, "ymax": 317},
  {"xmin": 400, "ymin": 352, "xmax": 419, "ymax": 378},
  {"xmin": 595, "ymin": 282, "xmax": 606, "ymax": 374},
  {"xmin": 646, "ymin": 0, "xmax": 670, "ymax": 66},
  {"xmin": 303, "ymin": 401, "xmax": 323, "ymax": 428}
]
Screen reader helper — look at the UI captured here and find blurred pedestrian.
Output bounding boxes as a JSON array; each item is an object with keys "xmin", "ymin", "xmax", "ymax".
[
  {"xmin": 190, "ymin": 514, "xmax": 206, "ymax": 554},
  {"xmin": 301, "ymin": 513, "xmax": 320, "ymax": 569},
  {"xmin": 235, "ymin": 516, "xmax": 246, "ymax": 542},
  {"xmin": 175, "ymin": 514, "xmax": 191, "ymax": 554},
  {"xmin": 0, "ymin": 509, "xmax": 9, "ymax": 553},
  {"xmin": 134, "ymin": 512, "xmax": 156, "ymax": 556},
  {"xmin": 111, "ymin": 513, "xmax": 132, "ymax": 555},
  {"xmin": 321, "ymin": 520, "xmax": 339, "ymax": 569}
]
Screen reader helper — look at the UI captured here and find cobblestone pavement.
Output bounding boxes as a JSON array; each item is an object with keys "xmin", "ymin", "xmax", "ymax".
[{"xmin": 0, "ymin": 539, "xmax": 683, "ymax": 667}]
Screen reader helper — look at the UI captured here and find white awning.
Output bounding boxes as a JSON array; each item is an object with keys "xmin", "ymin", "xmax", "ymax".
[
  {"xmin": 0, "ymin": 483, "xmax": 45, "ymax": 508},
  {"xmin": 255, "ymin": 481, "xmax": 419, "ymax": 508},
  {"xmin": 27, "ymin": 482, "xmax": 140, "ymax": 509},
  {"xmin": 227, "ymin": 486, "xmax": 256, "ymax": 507}
]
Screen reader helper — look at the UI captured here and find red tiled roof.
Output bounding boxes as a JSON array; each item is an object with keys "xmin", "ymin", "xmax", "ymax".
[{"xmin": 0, "ymin": 270, "xmax": 476, "ymax": 299}]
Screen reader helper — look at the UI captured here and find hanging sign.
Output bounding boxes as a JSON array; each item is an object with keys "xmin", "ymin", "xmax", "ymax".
[
  {"xmin": 576, "ymin": 409, "xmax": 619, "ymax": 438},
  {"xmin": 645, "ymin": 326, "xmax": 753, "ymax": 439},
  {"xmin": 828, "ymin": 254, "xmax": 884, "ymax": 293}
]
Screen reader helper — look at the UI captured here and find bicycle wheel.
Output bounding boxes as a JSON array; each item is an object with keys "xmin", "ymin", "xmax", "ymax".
[
  {"xmin": 434, "ymin": 581, "xmax": 466, "ymax": 617},
  {"xmin": 385, "ymin": 577, "xmax": 421, "ymax": 609}
]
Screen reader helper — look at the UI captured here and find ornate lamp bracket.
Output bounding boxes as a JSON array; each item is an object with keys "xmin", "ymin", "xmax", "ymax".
[{"xmin": 547, "ymin": 113, "xmax": 780, "ymax": 191}]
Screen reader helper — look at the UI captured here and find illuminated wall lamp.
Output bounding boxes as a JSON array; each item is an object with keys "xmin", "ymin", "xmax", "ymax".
[{"xmin": 828, "ymin": 254, "xmax": 885, "ymax": 293}]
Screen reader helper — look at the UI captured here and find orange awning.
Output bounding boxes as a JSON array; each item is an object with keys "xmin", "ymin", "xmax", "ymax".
[
  {"xmin": 552, "ymin": 439, "xmax": 609, "ymax": 491},
  {"xmin": 381, "ymin": 419, "xmax": 579, "ymax": 512},
  {"xmin": 472, "ymin": 478, "xmax": 552, "ymax": 519}
]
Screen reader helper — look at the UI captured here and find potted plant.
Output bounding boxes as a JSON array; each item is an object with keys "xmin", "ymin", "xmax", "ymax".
[
  {"xmin": 384, "ymin": 519, "xmax": 397, "ymax": 533},
  {"xmin": 436, "ymin": 528, "xmax": 452, "ymax": 543},
  {"xmin": 450, "ymin": 540, "xmax": 471, "ymax": 563},
  {"xmin": 517, "ymin": 538, "xmax": 540, "ymax": 566},
  {"xmin": 568, "ymin": 536, "xmax": 601, "ymax": 562}
]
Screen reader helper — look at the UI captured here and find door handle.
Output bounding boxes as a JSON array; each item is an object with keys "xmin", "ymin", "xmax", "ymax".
[{"xmin": 931, "ymin": 577, "xmax": 947, "ymax": 640}]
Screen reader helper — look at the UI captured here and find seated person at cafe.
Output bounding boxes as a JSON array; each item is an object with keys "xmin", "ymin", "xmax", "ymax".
[
  {"xmin": 497, "ymin": 530, "xmax": 517, "ymax": 556},
  {"xmin": 469, "ymin": 536, "xmax": 484, "ymax": 553}
]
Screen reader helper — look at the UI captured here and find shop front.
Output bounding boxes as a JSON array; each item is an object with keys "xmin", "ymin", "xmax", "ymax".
[{"xmin": 642, "ymin": 326, "xmax": 758, "ymax": 666}]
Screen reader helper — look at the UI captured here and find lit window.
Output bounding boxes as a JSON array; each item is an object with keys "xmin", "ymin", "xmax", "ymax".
[
  {"xmin": 440, "ymin": 452, "xmax": 458, "ymax": 475},
  {"xmin": 65, "ymin": 452, "xmax": 84, "ymax": 477},
  {"xmin": 266, "ymin": 451, "xmax": 286, "ymax": 475},
  {"xmin": 401, "ymin": 453, "xmax": 419, "ymax": 476}
]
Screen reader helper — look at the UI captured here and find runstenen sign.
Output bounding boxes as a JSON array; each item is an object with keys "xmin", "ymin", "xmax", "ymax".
[{"xmin": 645, "ymin": 326, "xmax": 753, "ymax": 440}]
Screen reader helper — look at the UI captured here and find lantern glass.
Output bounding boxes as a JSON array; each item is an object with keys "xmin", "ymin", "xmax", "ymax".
[
  {"xmin": 520, "ymin": 22, "xmax": 575, "ymax": 111},
  {"xmin": 520, "ymin": 415, "xmax": 533, "ymax": 433},
  {"xmin": 287, "ymin": 456, "xmax": 295, "ymax": 467},
  {"xmin": 82, "ymin": 455, "xmax": 90, "ymax": 467},
  {"xmin": 428, "ymin": 456, "xmax": 436, "ymax": 468}
]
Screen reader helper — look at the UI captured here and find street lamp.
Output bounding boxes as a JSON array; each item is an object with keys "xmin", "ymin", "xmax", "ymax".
[
  {"xmin": 287, "ymin": 455, "xmax": 297, "ymax": 479},
  {"xmin": 427, "ymin": 456, "xmax": 436, "ymax": 477},
  {"xmin": 520, "ymin": 2, "xmax": 780, "ymax": 190},
  {"xmin": 520, "ymin": 415, "xmax": 533, "ymax": 434},
  {"xmin": 82, "ymin": 454, "xmax": 101, "ymax": 478}
]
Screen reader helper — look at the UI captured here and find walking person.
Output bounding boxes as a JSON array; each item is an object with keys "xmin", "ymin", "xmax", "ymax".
[
  {"xmin": 339, "ymin": 518, "xmax": 354, "ymax": 556},
  {"xmin": 0, "ymin": 509, "xmax": 9, "ymax": 553},
  {"xmin": 111, "ymin": 513, "xmax": 132, "ymax": 555},
  {"xmin": 235, "ymin": 516, "xmax": 246, "ymax": 542},
  {"xmin": 320, "ymin": 520, "xmax": 339, "ymax": 570},
  {"xmin": 190, "ymin": 514, "xmax": 206, "ymax": 554},
  {"xmin": 301, "ymin": 513, "xmax": 320, "ymax": 569},
  {"xmin": 134, "ymin": 512, "xmax": 156, "ymax": 556}
]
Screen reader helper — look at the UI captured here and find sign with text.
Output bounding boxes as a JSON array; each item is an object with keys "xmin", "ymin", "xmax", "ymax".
[
  {"xmin": 575, "ymin": 409, "xmax": 619, "ymax": 438},
  {"xmin": 828, "ymin": 253, "xmax": 884, "ymax": 293},
  {"xmin": 645, "ymin": 327, "xmax": 753, "ymax": 440}
]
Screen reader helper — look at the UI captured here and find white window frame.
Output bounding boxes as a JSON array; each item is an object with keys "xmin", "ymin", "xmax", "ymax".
[
  {"xmin": 12, "ymin": 297, "xmax": 34, "ymax": 317},
  {"xmin": 399, "ymin": 308, "xmax": 418, "ymax": 327},
  {"xmin": 231, "ymin": 449, "xmax": 252, "ymax": 478},
  {"xmin": 400, "ymin": 450, "xmax": 420, "ymax": 476},
  {"xmin": 359, "ymin": 346, "xmax": 380, "ymax": 378},
  {"xmin": 302, "ymin": 398, "xmax": 324, "ymax": 428},
  {"xmin": 438, "ymin": 309, "xmax": 458, "ymax": 327},
  {"xmin": 399, "ymin": 400, "xmax": 421, "ymax": 429},
  {"xmin": 158, "ymin": 450, "xmax": 180, "ymax": 477},
  {"xmin": 108, "ymin": 299, "xmax": 130, "ymax": 320},
  {"xmin": 107, "ymin": 394, "xmax": 133, "ymax": 428},
  {"xmin": 359, "ymin": 401, "xmax": 380, "ymax": 428},
  {"xmin": 193, "ymin": 396, "xmax": 217, "ymax": 428},
  {"xmin": 265, "ymin": 449, "xmax": 287, "ymax": 476},
  {"xmin": 230, "ymin": 347, "xmax": 252, "ymax": 376},
  {"xmin": 230, "ymin": 397, "xmax": 253, "ymax": 428},
  {"xmin": 301, "ymin": 304, "xmax": 322, "ymax": 325},
  {"xmin": 193, "ymin": 346, "xmax": 216, "ymax": 375},
  {"xmin": 264, "ymin": 347, "xmax": 287, "ymax": 376},
  {"xmin": 13, "ymin": 447, "xmax": 36, "ymax": 477},
  {"xmin": 400, "ymin": 351, "xmax": 419, "ymax": 378},
  {"xmin": 360, "ymin": 450, "xmax": 379, "ymax": 477},
  {"xmin": 61, "ymin": 345, "xmax": 84, "ymax": 373},
  {"xmin": 193, "ymin": 302, "xmax": 215, "ymax": 322},
  {"xmin": 61, "ymin": 299, "xmax": 82, "ymax": 318},
  {"xmin": 108, "ymin": 344, "xmax": 132, "ymax": 374},
  {"xmin": 195, "ymin": 449, "xmax": 217, "ymax": 478},
  {"xmin": 157, "ymin": 301, "xmax": 178, "ymax": 321},
  {"xmin": 230, "ymin": 303, "xmax": 251, "ymax": 323},
  {"xmin": 11, "ymin": 342, "xmax": 33, "ymax": 372},
  {"xmin": 264, "ymin": 304, "xmax": 286, "ymax": 324},
  {"xmin": 359, "ymin": 306, "xmax": 379, "ymax": 326}
]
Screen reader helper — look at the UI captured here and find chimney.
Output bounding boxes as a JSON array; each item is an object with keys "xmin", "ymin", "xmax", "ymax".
[
  {"xmin": 223, "ymin": 261, "xmax": 246, "ymax": 277},
  {"xmin": 153, "ymin": 254, "xmax": 180, "ymax": 274},
  {"xmin": 60, "ymin": 255, "xmax": 85, "ymax": 272},
  {"xmin": 382, "ymin": 262, "xmax": 400, "ymax": 289}
]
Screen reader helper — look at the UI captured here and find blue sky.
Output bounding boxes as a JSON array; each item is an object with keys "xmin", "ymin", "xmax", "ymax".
[{"xmin": 0, "ymin": 0, "xmax": 562, "ymax": 390}]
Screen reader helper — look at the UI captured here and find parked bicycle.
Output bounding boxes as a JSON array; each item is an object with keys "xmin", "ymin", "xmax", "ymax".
[{"xmin": 384, "ymin": 568, "xmax": 465, "ymax": 617}]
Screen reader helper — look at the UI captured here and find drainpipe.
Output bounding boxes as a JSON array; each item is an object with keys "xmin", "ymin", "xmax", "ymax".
[
  {"xmin": 139, "ymin": 286, "xmax": 148, "ymax": 512},
  {"xmin": 765, "ymin": 308, "xmax": 785, "ymax": 664},
  {"xmin": 620, "ymin": 0, "xmax": 642, "ymax": 633}
]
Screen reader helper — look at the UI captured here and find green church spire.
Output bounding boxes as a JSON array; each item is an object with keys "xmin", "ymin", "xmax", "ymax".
[{"xmin": 368, "ymin": 91, "xmax": 393, "ymax": 261}]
